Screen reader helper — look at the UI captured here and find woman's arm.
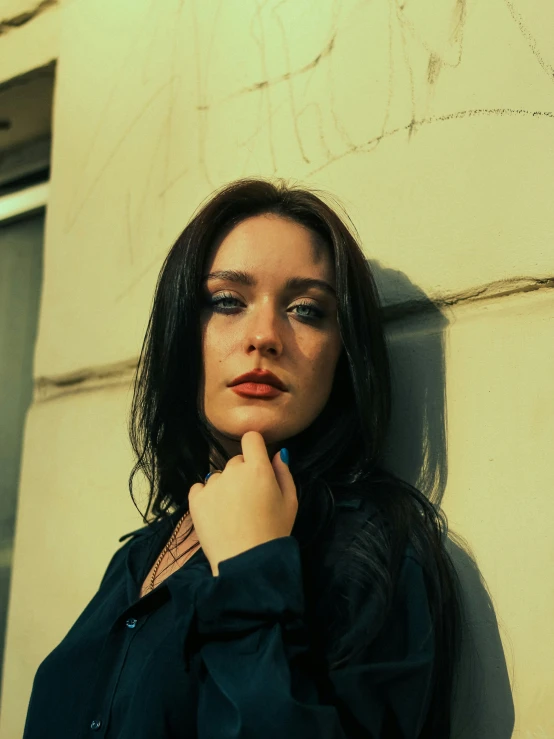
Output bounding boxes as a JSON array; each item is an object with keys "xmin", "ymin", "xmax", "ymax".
[{"xmin": 186, "ymin": 536, "xmax": 435, "ymax": 738}]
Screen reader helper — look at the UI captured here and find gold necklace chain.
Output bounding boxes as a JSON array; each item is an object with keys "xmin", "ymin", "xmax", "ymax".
[{"xmin": 147, "ymin": 511, "xmax": 190, "ymax": 593}]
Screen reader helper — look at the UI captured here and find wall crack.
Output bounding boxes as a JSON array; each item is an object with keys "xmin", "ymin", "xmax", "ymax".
[
  {"xmin": 34, "ymin": 357, "xmax": 138, "ymax": 404},
  {"xmin": 383, "ymin": 275, "xmax": 554, "ymax": 322},
  {"xmin": 0, "ymin": 0, "xmax": 57, "ymax": 36}
]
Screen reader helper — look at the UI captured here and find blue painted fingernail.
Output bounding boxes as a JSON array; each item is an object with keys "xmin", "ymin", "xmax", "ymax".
[{"xmin": 280, "ymin": 448, "xmax": 289, "ymax": 465}]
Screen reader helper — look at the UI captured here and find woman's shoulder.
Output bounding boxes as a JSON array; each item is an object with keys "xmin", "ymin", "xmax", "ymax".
[
  {"xmin": 303, "ymin": 471, "xmax": 432, "ymax": 664},
  {"xmin": 316, "ymin": 468, "xmax": 428, "ymax": 580},
  {"xmin": 325, "ymin": 467, "xmax": 404, "ymax": 537}
]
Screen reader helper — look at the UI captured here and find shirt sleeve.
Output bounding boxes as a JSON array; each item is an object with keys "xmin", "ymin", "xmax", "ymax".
[{"xmin": 187, "ymin": 535, "xmax": 435, "ymax": 738}]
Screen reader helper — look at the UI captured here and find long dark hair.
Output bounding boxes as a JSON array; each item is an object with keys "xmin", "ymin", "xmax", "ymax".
[{"xmin": 128, "ymin": 178, "xmax": 463, "ymax": 736}]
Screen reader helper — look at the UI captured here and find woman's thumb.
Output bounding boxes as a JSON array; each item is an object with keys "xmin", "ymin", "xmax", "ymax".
[{"xmin": 272, "ymin": 448, "xmax": 295, "ymax": 497}]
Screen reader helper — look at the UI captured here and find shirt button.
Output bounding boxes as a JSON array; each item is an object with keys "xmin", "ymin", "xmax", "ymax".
[
  {"xmin": 125, "ymin": 618, "xmax": 138, "ymax": 629},
  {"xmin": 90, "ymin": 718, "xmax": 102, "ymax": 730}
]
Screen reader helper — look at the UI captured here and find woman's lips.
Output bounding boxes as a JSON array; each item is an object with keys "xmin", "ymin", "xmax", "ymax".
[{"xmin": 230, "ymin": 382, "xmax": 284, "ymax": 398}]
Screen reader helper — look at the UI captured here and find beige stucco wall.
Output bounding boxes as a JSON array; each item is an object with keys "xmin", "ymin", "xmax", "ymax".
[{"xmin": 1, "ymin": 0, "xmax": 553, "ymax": 736}]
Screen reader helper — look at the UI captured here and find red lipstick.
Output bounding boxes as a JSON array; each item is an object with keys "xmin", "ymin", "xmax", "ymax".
[
  {"xmin": 229, "ymin": 369, "xmax": 287, "ymax": 399},
  {"xmin": 231, "ymin": 383, "xmax": 283, "ymax": 399},
  {"xmin": 229, "ymin": 369, "xmax": 287, "ymax": 391}
]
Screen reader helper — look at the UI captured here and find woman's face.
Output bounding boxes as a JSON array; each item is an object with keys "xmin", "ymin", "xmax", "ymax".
[{"xmin": 199, "ymin": 213, "xmax": 343, "ymax": 464}]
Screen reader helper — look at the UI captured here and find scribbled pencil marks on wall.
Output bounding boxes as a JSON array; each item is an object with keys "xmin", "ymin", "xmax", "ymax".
[
  {"xmin": 59, "ymin": 0, "xmax": 554, "ymax": 302},
  {"xmin": 502, "ymin": 0, "xmax": 554, "ymax": 81},
  {"xmin": 186, "ymin": 0, "xmax": 554, "ymax": 181}
]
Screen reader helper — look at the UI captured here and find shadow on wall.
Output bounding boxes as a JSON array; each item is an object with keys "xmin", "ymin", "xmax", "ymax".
[{"xmin": 372, "ymin": 261, "xmax": 515, "ymax": 739}]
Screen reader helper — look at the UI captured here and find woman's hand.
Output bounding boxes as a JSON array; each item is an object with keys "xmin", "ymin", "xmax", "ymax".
[{"xmin": 188, "ymin": 431, "xmax": 298, "ymax": 576}]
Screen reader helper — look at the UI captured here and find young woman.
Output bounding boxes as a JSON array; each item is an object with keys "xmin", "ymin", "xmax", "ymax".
[{"xmin": 24, "ymin": 178, "xmax": 463, "ymax": 738}]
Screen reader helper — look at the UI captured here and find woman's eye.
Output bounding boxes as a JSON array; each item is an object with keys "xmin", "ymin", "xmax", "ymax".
[
  {"xmin": 209, "ymin": 294, "xmax": 240, "ymax": 310},
  {"xmin": 208, "ymin": 293, "xmax": 324, "ymax": 321}
]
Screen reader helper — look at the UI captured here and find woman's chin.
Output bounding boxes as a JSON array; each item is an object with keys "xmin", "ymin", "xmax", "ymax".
[{"xmin": 214, "ymin": 421, "xmax": 286, "ymax": 446}]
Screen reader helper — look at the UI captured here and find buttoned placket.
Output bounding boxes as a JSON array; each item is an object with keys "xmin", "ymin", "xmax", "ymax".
[
  {"xmin": 82, "ymin": 525, "xmax": 164, "ymax": 737},
  {"xmin": 84, "ymin": 602, "xmax": 152, "ymax": 736},
  {"xmin": 83, "ymin": 514, "xmax": 205, "ymax": 736}
]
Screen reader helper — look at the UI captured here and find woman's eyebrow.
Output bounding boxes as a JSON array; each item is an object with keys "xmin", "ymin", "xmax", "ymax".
[{"xmin": 203, "ymin": 269, "xmax": 336, "ymax": 298}]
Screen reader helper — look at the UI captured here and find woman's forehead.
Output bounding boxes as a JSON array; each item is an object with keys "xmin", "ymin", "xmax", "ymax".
[{"xmin": 208, "ymin": 214, "xmax": 333, "ymax": 275}]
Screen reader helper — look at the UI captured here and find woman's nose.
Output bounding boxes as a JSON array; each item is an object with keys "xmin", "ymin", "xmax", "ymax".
[{"xmin": 244, "ymin": 305, "xmax": 284, "ymax": 352}]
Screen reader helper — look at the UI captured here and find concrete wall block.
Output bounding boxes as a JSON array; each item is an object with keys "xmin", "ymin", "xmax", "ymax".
[{"xmin": 0, "ymin": 383, "xmax": 143, "ymax": 738}]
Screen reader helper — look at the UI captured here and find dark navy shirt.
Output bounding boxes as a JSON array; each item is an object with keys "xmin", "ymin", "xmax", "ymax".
[{"xmin": 23, "ymin": 497, "xmax": 435, "ymax": 738}]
